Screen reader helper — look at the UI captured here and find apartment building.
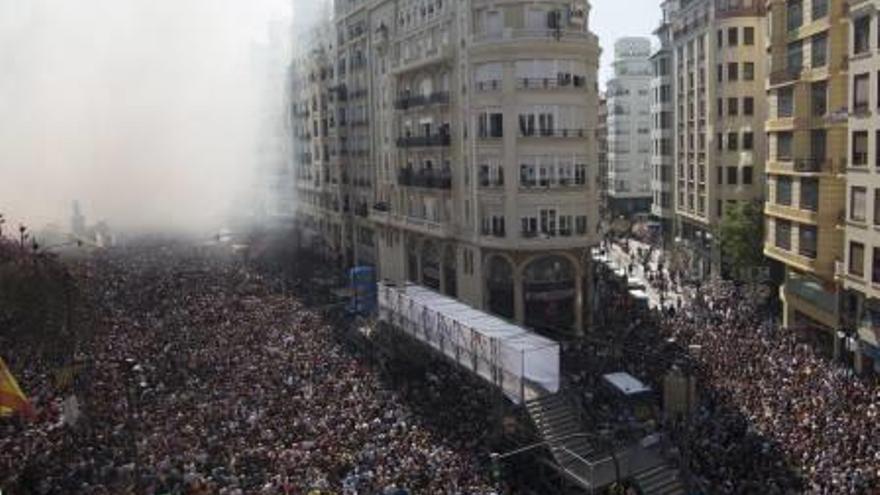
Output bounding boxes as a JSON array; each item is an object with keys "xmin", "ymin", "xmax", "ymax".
[
  {"xmin": 840, "ymin": 0, "xmax": 880, "ymax": 373},
  {"xmin": 292, "ymin": 0, "xmax": 601, "ymax": 337},
  {"xmin": 598, "ymin": 94, "xmax": 609, "ymax": 218},
  {"xmin": 667, "ymin": 0, "xmax": 767, "ymax": 279},
  {"xmin": 763, "ymin": 0, "xmax": 846, "ymax": 356},
  {"xmin": 651, "ymin": 2, "xmax": 678, "ymax": 245},
  {"xmin": 607, "ymin": 38, "xmax": 654, "ymax": 217},
  {"xmin": 291, "ymin": 22, "xmax": 358, "ymax": 264}
]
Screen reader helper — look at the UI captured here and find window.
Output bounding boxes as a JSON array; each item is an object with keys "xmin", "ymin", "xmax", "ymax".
[
  {"xmin": 776, "ymin": 219, "xmax": 792, "ymax": 250},
  {"xmin": 728, "ymin": 27, "xmax": 738, "ymax": 46},
  {"xmin": 854, "ymin": 73, "xmax": 870, "ymax": 114},
  {"xmin": 728, "ymin": 97, "xmax": 738, "ymax": 116},
  {"xmin": 576, "ymin": 215, "xmax": 588, "ymax": 235},
  {"xmin": 787, "ymin": 40, "xmax": 803, "ymax": 74},
  {"xmin": 727, "ymin": 167, "xmax": 738, "ymax": 184},
  {"xmin": 877, "ymin": 131, "xmax": 880, "ymax": 168},
  {"xmin": 539, "ymin": 209, "xmax": 557, "ymax": 235},
  {"xmin": 521, "ymin": 216, "xmax": 537, "ymax": 237},
  {"xmin": 800, "ymin": 178, "xmax": 818, "ymax": 211},
  {"xmin": 743, "ymin": 132, "xmax": 754, "ymax": 150},
  {"xmin": 778, "ymin": 132, "xmax": 794, "ymax": 161},
  {"xmin": 850, "ymin": 242, "xmax": 865, "ymax": 277},
  {"xmin": 728, "ymin": 62, "xmax": 738, "ymax": 81},
  {"xmin": 744, "ymin": 97, "xmax": 754, "ymax": 116},
  {"xmin": 799, "ymin": 225, "xmax": 817, "ymax": 259},
  {"xmin": 744, "ymin": 27, "xmax": 754, "ymax": 46},
  {"xmin": 853, "ymin": 131, "xmax": 869, "ymax": 166},
  {"xmin": 811, "ymin": 33, "xmax": 827, "ymax": 67},
  {"xmin": 728, "ymin": 132, "xmax": 739, "ymax": 151},
  {"xmin": 479, "ymin": 111, "xmax": 504, "ymax": 138},
  {"xmin": 717, "ymin": 98, "xmax": 723, "ymax": 116},
  {"xmin": 743, "ymin": 166, "xmax": 754, "ymax": 184},
  {"xmin": 717, "ymin": 132, "xmax": 724, "ymax": 151},
  {"xmin": 787, "ymin": 0, "xmax": 802, "ymax": 32},
  {"xmin": 854, "ymin": 16, "xmax": 871, "ymax": 55},
  {"xmin": 717, "ymin": 166, "xmax": 723, "ymax": 184},
  {"xmin": 811, "ymin": 129, "xmax": 827, "ymax": 165},
  {"xmin": 777, "ymin": 176, "xmax": 793, "ymax": 205},
  {"xmin": 717, "ymin": 29, "xmax": 723, "ymax": 48},
  {"xmin": 852, "ymin": 186, "xmax": 867, "ymax": 222},
  {"xmin": 743, "ymin": 62, "xmax": 755, "ymax": 81},
  {"xmin": 874, "ymin": 247, "xmax": 880, "ymax": 284},
  {"xmin": 811, "ymin": 81, "xmax": 827, "ymax": 116},
  {"xmin": 875, "ymin": 189, "xmax": 880, "ymax": 225},
  {"xmin": 778, "ymin": 87, "xmax": 794, "ymax": 117},
  {"xmin": 812, "ymin": 0, "xmax": 828, "ymax": 20},
  {"xmin": 717, "ymin": 64, "xmax": 723, "ymax": 82}
]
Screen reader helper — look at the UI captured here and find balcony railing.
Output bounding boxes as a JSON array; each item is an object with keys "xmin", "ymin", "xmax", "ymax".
[
  {"xmin": 397, "ymin": 168, "xmax": 452, "ymax": 189},
  {"xmin": 396, "ymin": 134, "xmax": 451, "ymax": 147},
  {"xmin": 474, "ymin": 29, "xmax": 593, "ymax": 43},
  {"xmin": 770, "ymin": 67, "xmax": 802, "ymax": 85},
  {"xmin": 394, "ymin": 91, "xmax": 451, "ymax": 110},
  {"xmin": 520, "ymin": 128, "xmax": 587, "ymax": 138},
  {"xmin": 475, "ymin": 79, "xmax": 502, "ymax": 92},
  {"xmin": 478, "ymin": 176, "xmax": 504, "ymax": 188},
  {"xmin": 516, "ymin": 76, "xmax": 587, "ymax": 89}
]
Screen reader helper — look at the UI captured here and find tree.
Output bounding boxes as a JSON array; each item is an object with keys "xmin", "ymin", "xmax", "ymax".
[{"xmin": 717, "ymin": 200, "xmax": 766, "ymax": 282}]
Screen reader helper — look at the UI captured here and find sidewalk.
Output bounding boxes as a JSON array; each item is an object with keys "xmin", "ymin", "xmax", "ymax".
[{"xmin": 604, "ymin": 239, "xmax": 686, "ymax": 312}]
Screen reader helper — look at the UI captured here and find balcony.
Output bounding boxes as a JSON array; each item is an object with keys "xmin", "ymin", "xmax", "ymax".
[
  {"xmin": 396, "ymin": 134, "xmax": 451, "ymax": 147},
  {"xmin": 473, "ymin": 28, "xmax": 594, "ymax": 45},
  {"xmin": 520, "ymin": 128, "xmax": 587, "ymax": 138},
  {"xmin": 769, "ymin": 67, "xmax": 802, "ymax": 86},
  {"xmin": 475, "ymin": 80, "xmax": 502, "ymax": 92},
  {"xmin": 715, "ymin": 1, "xmax": 765, "ymax": 18},
  {"xmin": 397, "ymin": 167, "xmax": 452, "ymax": 190},
  {"xmin": 516, "ymin": 76, "xmax": 587, "ymax": 90},
  {"xmin": 478, "ymin": 176, "xmax": 504, "ymax": 188},
  {"xmin": 394, "ymin": 91, "xmax": 451, "ymax": 110}
]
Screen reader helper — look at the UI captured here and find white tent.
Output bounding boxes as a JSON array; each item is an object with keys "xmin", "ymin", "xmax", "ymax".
[{"xmin": 378, "ymin": 282, "xmax": 560, "ymax": 403}]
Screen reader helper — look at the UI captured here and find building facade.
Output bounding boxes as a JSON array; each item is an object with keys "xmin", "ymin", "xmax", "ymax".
[
  {"xmin": 606, "ymin": 38, "xmax": 654, "ymax": 218},
  {"xmin": 763, "ymin": 0, "xmax": 847, "ymax": 357},
  {"xmin": 292, "ymin": 0, "xmax": 601, "ymax": 338},
  {"xmin": 840, "ymin": 0, "xmax": 880, "ymax": 374},
  {"xmin": 667, "ymin": 0, "xmax": 768, "ymax": 279},
  {"xmin": 651, "ymin": 2, "xmax": 678, "ymax": 246}
]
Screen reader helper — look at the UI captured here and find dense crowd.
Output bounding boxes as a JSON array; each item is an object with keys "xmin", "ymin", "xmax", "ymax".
[
  {"xmin": 609, "ymin": 238, "xmax": 879, "ymax": 495},
  {"xmin": 0, "ymin": 243, "xmax": 500, "ymax": 494},
  {"xmin": 663, "ymin": 281, "xmax": 879, "ymax": 494}
]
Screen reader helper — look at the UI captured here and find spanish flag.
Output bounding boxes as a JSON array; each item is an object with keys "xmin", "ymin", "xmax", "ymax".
[{"xmin": 0, "ymin": 356, "xmax": 35, "ymax": 419}]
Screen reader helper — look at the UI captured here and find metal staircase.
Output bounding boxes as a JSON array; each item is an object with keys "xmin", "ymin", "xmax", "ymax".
[{"xmin": 525, "ymin": 393, "xmax": 687, "ymax": 495}]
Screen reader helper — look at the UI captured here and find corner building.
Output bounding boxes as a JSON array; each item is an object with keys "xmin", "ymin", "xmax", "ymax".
[
  {"xmin": 339, "ymin": 0, "xmax": 602, "ymax": 338},
  {"xmin": 290, "ymin": 1, "xmax": 601, "ymax": 337},
  {"xmin": 667, "ymin": 0, "xmax": 768, "ymax": 278}
]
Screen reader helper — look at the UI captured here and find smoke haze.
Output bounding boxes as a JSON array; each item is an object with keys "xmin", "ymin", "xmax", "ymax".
[{"xmin": 0, "ymin": 0, "xmax": 294, "ymax": 233}]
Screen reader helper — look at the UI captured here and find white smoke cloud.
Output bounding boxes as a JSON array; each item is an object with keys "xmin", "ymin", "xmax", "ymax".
[{"xmin": 0, "ymin": 0, "xmax": 294, "ymax": 233}]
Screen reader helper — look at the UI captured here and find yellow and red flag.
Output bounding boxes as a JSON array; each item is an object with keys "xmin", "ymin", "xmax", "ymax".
[{"xmin": 0, "ymin": 356, "xmax": 35, "ymax": 419}]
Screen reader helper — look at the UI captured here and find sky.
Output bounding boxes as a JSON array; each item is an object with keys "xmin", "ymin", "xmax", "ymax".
[
  {"xmin": 0, "ymin": 0, "xmax": 293, "ymax": 233},
  {"xmin": 591, "ymin": 0, "xmax": 662, "ymax": 90}
]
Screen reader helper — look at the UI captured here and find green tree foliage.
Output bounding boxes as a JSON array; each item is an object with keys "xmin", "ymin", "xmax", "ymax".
[{"xmin": 718, "ymin": 201, "xmax": 766, "ymax": 281}]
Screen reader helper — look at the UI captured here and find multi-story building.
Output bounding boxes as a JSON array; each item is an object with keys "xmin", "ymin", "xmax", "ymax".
[
  {"xmin": 597, "ymin": 94, "xmax": 609, "ymax": 217},
  {"xmin": 291, "ymin": 22, "xmax": 356, "ymax": 263},
  {"xmin": 651, "ymin": 2, "xmax": 678, "ymax": 246},
  {"xmin": 607, "ymin": 38, "xmax": 654, "ymax": 218},
  {"xmin": 840, "ymin": 0, "xmax": 879, "ymax": 374},
  {"xmin": 764, "ymin": 0, "xmax": 846, "ymax": 357},
  {"xmin": 667, "ymin": 0, "xmax": 767, "ymax": 278},
  {"xmin": 293, "ymin": 0, "xmax": 601, "ymax": 337}
]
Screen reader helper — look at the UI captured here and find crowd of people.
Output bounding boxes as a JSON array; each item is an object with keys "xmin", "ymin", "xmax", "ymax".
[
  {"xmin": 605, "ymin": 238, "xmax": 879, "ymax": 494},
  {"xmin": 1, "ymin": 242, "xmax": 501, "ymax": 494}
]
